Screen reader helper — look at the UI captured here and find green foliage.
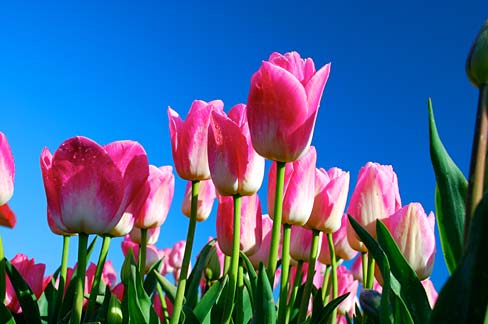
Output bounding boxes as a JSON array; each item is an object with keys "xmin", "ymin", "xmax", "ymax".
[
  {"xmin": 251, "ymin": 263, "xmax": 276, "ymax": 324},
  {"xmin": 428, "ymin": 99, "xmax": 467, "ymax": 273}
]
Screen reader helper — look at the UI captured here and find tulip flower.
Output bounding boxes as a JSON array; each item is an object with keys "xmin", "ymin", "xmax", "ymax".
[
  {"xmin": 121, "ymin": 236, "xmax": 162, "ymax": 273},
  {"xmin": 466, "ymin": 19, "xmax": 488, "ymax": 87},
  {"xmin": 290, "ymin": 225, "xmax": 322, "ymax": 262},
  {"xmin": 248, "ymin": 214, "xmax": 279, "ymax": 268},
  {"xmin": 335, "ymin": 265, "xmax": 359, "ymax": 317},
  {"xmin": 306, "ymin": 167, "xmax": 349, "ymax": 233},
  {"xmin": 268, "ymin": 146, "xmax": 316, "ymax": 226},
  {"xmin": 5, "ymin": 254, "xmax": 48, "ymax": 313},
  {"xmin": 160, "ymin": 247, "xmax": 175, "ymax": 276},
  {"xmin": 347, "ymin": 162, "xmax": 402, "ymax": 252},
  {"xmin": 208, "ymin": 103, "xmax": 265, "ymax": 196},
  {"xmin": 247, "ymin": 51, "xmax": 331, "ymax": 162},
  {"xmin": 40, "ymin": 136, "xmax": 149, "ymax": 235},
  {"xmin": 421, "ymin": 278, "xmax": 438, "ymax": 308},
  {"xmin": 318, "ymin": 214, "xmax": 358, "ymax": 265},
  {"xmin": 132, "ymin": 165, "xmax": 174, "ymax": 229},
  {"xmin": 129, "ymin": 226, "xmax": 160, "ymax": 245},
  {"xmin": 181, "ymin": 179, "xmax": 216, "ymax": 222},
  {"xmin": 168, "ymin": 100, "xmax": 224, "ymax": 180},
  {"xmin": 0, "ymin": 132, "xmax": 16, "ymax": 228},
  {"xmin": 382, "ymin": 203, "xmax": 436, "ymax": 280},
  {"xmin": 216, "ymin": 194, "xmax": 263, "ymax": 256},
  {"xmin": 169, "ymin": 240, "xmax": 190, "ymax": 281}
]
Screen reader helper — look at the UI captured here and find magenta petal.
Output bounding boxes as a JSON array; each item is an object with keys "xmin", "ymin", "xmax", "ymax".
[
  {"xmin": 0, "ymin": 203, "xmax": 16, "ymax": 228},
  {"xmin": 0, "ymin": 132, "xmax": 15, "ymax": 206},
  {"xmin": 305, "ymin": 63, "xmax": 331, "ymax": 114}
]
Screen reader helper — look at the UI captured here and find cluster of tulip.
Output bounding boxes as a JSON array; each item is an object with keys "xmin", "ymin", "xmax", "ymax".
[{"xmin": 0, "ymin": 19, "xmax": 487, "ymax": 324}]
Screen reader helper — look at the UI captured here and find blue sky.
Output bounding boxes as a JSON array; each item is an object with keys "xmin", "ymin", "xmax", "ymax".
[{"xmin": 0, "ymin": 1, "xmax": 485, "ymax": 292}]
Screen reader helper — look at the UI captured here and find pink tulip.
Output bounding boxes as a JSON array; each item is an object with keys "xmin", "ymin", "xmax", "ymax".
[
  {"xmin": 246, "ymin": 51, "xmax": 331, "ymax": 162},
  {"xmin": 0, "ymin": 132, "xmax": 14, "ymax": 206},
  {"xmin": 121, "ymin": 236, "xmax": 162, "ymax": 273},
  {"xmin": 181, "ymin": 179, "xmax": 216, "ymax": 222},
  {"xmin": 160, "ymin": 247, "xmax": 175, "ymax": 276},
  {"xmin": 290, "ymin": 225, "xmax": 322, "ymax": 262},
  {"xmin": 268, "ymin": 146, "xmax": 316, "ymax": 226},
  {"xmin": 40, "ymin": 137, "xmax": 149, "ymax": 235},
  {"xmin": 5, "ymin": 254, "xmax": 48, "ymax": 313},
  {"xmin": 133, "ymin": 165, "xmax": 174, "ymax": 229},
  {"xmin": 108, "ymin": 211, "xmax": 135, "ymax": 237},
  {"xmin": 216, "ymin": 194, "xmax": 263, "ymax": 256},
  {"xmin": 382, "ymin": 203, "xmax": 436, "ymax": 280},
  {"xmin": 248, "ymin": 214, "xmax": 279, "ymax": 268},
  {"xmin": 306, "ymin": 167, "xmax": 349, "ymax": 232},
  {"xmin": 350, "ymin": 256, "xmax": 382, "ymax": 292},
  {"xmin": 318, "ymin": 214, "xmax": 358, "ymax": 265},
  {"xmin": 208, "ymin": 104, "xmax": 265, "ymax": 196},
  {"xmin": 421, "ymin": 278, "xmax": 438, "ymax": 308},
  {"xmin": 168, "ymin": 240, "xmax": 190, "ymax": 281},
  {"xmin": 347, "ymin": 162, "xmax": 402, "ymax": 252},
  {"xmin": 129, "ymin": 226, "xmax": 160, "ymax": 245},
  {"xmin": 335, "ymin": 265, "xmax": 359, "ymax": 317},
  {"xmin": 168, "ymin": 100, "xmax": 224, "ymax": 180}
]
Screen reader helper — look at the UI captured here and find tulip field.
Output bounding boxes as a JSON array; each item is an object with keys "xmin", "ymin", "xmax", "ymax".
[{"xmin": 0, "ymin": 9, "xmax": 487, "ymax": 324}]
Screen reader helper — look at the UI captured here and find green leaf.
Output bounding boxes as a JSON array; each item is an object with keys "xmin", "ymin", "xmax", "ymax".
[
  {"xmin": 58, "ymin": 272, "xmax": 78, "ymax": 323},
  {"xmin": 193, "ymin": 276, "xmax": 227, "ymax": 323},
  {"xmin": 143, "ymin": 258, "xmax": 163, "ymax": 296},
  {"xmin": 37, "ymin": 279, "xmax": 56, "ymax": 324},
  {"xmin": 430, "ymin": 191, "xmax": 488, "ymax": 323},
  {"xmin": 126, "ymin": 261, "xmax": 160, "ymax": 324},
  {"xmin": 5, "ymin": 259, "xmax": 41, "ymax": 324},
  {"xmin": 310, "ymin": 293, "xmax": 350, "ymax": 324},
  {"xmin": 106, "ymin": 293, "xmax": 123, "ymax": 324},
  {"xmin": 376, "ymin": 221, "xmax": 432, "ymax": 322},
  {"xmin": 185, "ymin": 239, "xmax": 215, "ymax": 309},
  {"xmin": 239, "ymin": 252, "xmax": 258, "ymax": 309},
  {"xmin": 86, "ymin": 235, "xmax": 99, "ymax": 260},
  {"xmin": 154, "ymin": 271, "xmax": 178, "ymax": 305},
  {"xmin": 428, "ymin": 99, "xmax": 467, "ymax": 273},
  {"xmin": 251, "ymin": 263, "xmax": 276, "ymax": 324},
  {"xmin": 0, "ymin": 303, "xmax": 15, "ymax": 324}
]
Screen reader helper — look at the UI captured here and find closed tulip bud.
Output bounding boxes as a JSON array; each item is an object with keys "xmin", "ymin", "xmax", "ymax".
[
  {"xmin": 181, "ymin": 179, "xmax": 216, "ymax": 222},
  {"xmin": 40, "ymin": 137, "xmax": 149, "ymax": 235},
  {"xmin": 129, "ymin": 226, "xmax": 160, "ymax": 245},
  {"xmin": 0, "ymin": 132, "xmax": 14, "ymax": 206},
  {"xmin": 133, "ymin": 165, "xmax": 174, "ymax": 229},
  {"xmin": 268, "ymin": 146, "xmax": 317, "ymax": 226},
  {"xmin": 318, "ymin": 214, "xmax": 358, "ymax": 265},
  {"xmin": 421, "ymin": 278, "xmax": 438, "ymax": 308},
  {"xmin": 290, "ymin": 225, "xmax": 322, "ymax": 262},
  {"xmin": 208, "ymin": 104, "xmax": 265, "ymax": 196},
  {"xmin": 360, "ymin": 289, "xmax": 381, "ymax": 322},
  {"xmin": 466, "ymin": 19, "xmax": 488, "ymax": 87},
  {"xmin": 168, "ymin": 100, "xmax": 224, "ymax": 180},
  {"xmin": 121, "ymin": 236, "xmax": 161, "ymax": 273},
  {"xmin": 160, "ymin": 247, "xmax": 175, "ymax": 276},
  {"xmin": 347, "ymin": 162, "xmax": 402, "ymax": 252},
  {"xmin": 248, "ymin": 214, "xmax": 279, "ymax": 268},
  {"xmin": 169, "ymin": 240, "xmax": 188, "ymax": 281},
  {"xmin": 383, "ymin": 203, "xmax": 436, "ymax": 280},
  {"xmin": 306, "ymin": 167, "xmax": 349, "ymax": 232},
  {"xmin": 247, "ymin": 51, "xmax": 331, "ymax": 162},
  {"xmin": 216, "ymin": 194, "xmax": 263, "ymax": 256},
  {"xmin": 204, "ymin": 238, "xmax": 225, "ymax": 281},
  {"xmin": 335, "ymin": 265, "xmax": 359, "ymax": 317}
]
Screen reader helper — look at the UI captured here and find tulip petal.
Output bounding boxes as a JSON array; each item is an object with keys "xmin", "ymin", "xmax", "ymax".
[
  {"xmin": 0, "ymin": 204, "xmax": 16, "ymax": 228},
  {"xmin": 0, "ymin": 132, "xmax": 15, "ymax": 206}
]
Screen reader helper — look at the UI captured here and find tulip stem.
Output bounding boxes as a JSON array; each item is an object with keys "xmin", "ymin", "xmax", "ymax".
[
  {"xmin": 0, "ymin": 235, "xmax": 5, "ymax": 303},
  {"xmin": 277, "ymin": 223, "xmax": 292, "ymax": 324},
  {"xmin": 71, "ymin": 233, "xmax": 88, "ymax": 324},
  {"xmin": 366, "ymin": 253, "xmax": 375, "ymax": 289},
  {"xmin": 297, "ymin": 229, "xmax": 321, "ymax": 323},
  {"xmin": 235, "ymin": 264, "xmax": 245, "ymax": 324},
  {"xmin": 55, "ymin": 235, "xmax": 70, "ymax": 322},
  {"xmin": 157, "ymin": 283, "xmax": 170, "ymax": 324},
  {"xmin": 268, "ymin": 161, "xmax": 286, "ymax": 283},
  {"xmin": 321, "ymin": 265, "xmax": 332, "ymax": 304},
  {"xmin": 139, "ymin": 228, "xmax": 148, "ymax": 277},
  {"xmin": 170, "ymin": 180, "xmax": 200, "ymax": 324},
  {"xmin": 222, "ymin": 194, "xmax": 242, "ymax": 324},
  {"xmin": 286, "ymin": 260, "xmax": 303, "ymax": 323},
  {"xmin": 327, "ymin": 232, "xmax": 338, "ymax": 324},
  {"xmin": 361, "ymin": 252, "xmax": 367, "ymax": 286},
  {"xmin": 223, "ymin": 255, "xmax": 231, "ymax": 275},
  {"xmin": 85, "ymin": 235, "xmax": 111, "ymax": 321},
  {"xmin": 465, "ymin": 84, "xmax": 488, "ymax": 248}
]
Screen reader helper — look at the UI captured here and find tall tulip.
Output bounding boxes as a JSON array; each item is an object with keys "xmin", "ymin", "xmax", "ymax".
[
  {"xmin": 208, "ymin": 104, "xmax": 265, "ymax": 196},
  {"xmin": 40, "ymin": 136, "xmax": 149, "ymax": 235},
  {"xmin": 318, "ymin": 214, "xmax": 358, "ymax": 265},
  {"xmin": 347, "ymin": 162, "xmax": 402, "ymax": 252},
  {"xmin": 248, "ymin": 214, "xmax": 278, "ymax": 268},
  {"xmin": 382, "ymin": 203, "xmax": 436, "ymax": 280},
  {"xmin": 181, "ymin": 179, "xmax": 216, "ymax": 222},
  {"xmin": 0, "ymin": 132, "xmax": 16, "ymax": 228},
  {"xmin": 168, "ymin": 100, "xmax": 223, "ymax": 181},
  {"xmin": 247, "ymin": 51, "xmax": 331, "ymax": 162},
  {"xmin": 306, "ymin": 167, "xmax": 349, "ymax": 233},
  {"xmin": 268, "ymin": 146, "xmax": 317, "ymax": 226},
  {"xmin": 216, "ymin": 194, "xmax": 262, "ymax": 256}
]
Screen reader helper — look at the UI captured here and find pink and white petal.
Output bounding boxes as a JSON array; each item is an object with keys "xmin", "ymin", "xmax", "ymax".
[
  {"xmin": 0, "ymin": 132, "xmax": 14, "ymax": 205},
  {"xmin": 305, "ymin": 63, "xmax": 331, "ymax": 114}
]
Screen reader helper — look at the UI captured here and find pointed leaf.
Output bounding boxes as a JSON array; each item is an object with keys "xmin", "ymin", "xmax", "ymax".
[
  {"xmin": 311, "ymin": 293, "xmax": 350, "ymax": 324},
  {"xmin": 251, "ymin": 263, "xmax": 276, "ymax": 323},
  {"xmin": 143, "ymin": 258, "xmax": 163, "ymax": 296},
  {"xmin": 428, "ymin": 100, "xmax": 467, "ymax": 273},
  {"xmin": 193, "ymin": 276, "xmax": 227, "ymax": 322},
  {"xmin": 185, "ymin": 240, "xmax": 216, "ymax": 309},
  {"xmin": 430, "ymin": 191, "xmax": 488, "ymax": 323},
  {"xmin": 0, "ymin": 303, "xmax": 15, "ymax": 324},
  {"xmin": 154, "ymin": 271, "xmax": 178, "ymax": 304}
]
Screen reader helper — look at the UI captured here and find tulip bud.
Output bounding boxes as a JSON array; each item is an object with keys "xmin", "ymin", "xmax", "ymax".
[
  {"xmin": 318, "ymin": 214, "xmax": 357, "ymax": 265},
  {"xmin": 248, "ymin": 214, "xmax": 279, "ymax": 268},
  {"xmin": 360, "ymin": 289, "xmax": 381, "ymax": 322},
  {"xmin": 181, "ymin": 179, "xmax": 216, "ymax": 222},
  {"xmin": 466, "ymin": 19, "xmax": 488, "ymax": 87},
  {"xmin": 289, "ymin": 225, "xmax": 322, "ymax": 262}
]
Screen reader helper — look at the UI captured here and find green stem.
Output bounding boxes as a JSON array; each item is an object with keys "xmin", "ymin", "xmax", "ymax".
[
  {"xmin": 277, "ymin": 223, "xmax": 292, "ymax": 324},
  {"xmin": 328, "ymin": 232, "xmax": 338, "ymax": 324},
  {"xmin": 297, "ymin": 229, "xmax": 321, "ymax": 324},
  {"xmin": 170, "ymin": 180, "xmax": 200, "ymax": 324},
  {"xmin": 267, "ymin": 161, "xmax": 286, "ymax": 282},
  {"xmin": 286, "ymin": 260, "xmax": 303, "ymax": 323},
  {"xmin": 139, "ymin": 228, "xmax": 148, "ymax": 277},
  {"xmin": 366, "ymin": 254, "xmax": 375, "ymax": 289},
  {"xmin": 223, "ymin": 255, "xmax": 231, "ymax": 275},
  {"xmin": 235, "ymin": 264, "xmax": 244, "ymax": 324},
  {"xmin": 0, "ymin": 235, "xmax": 5, "ymax": 303},
  {"xmin": 222, "ymin": 194, "xmax": 242, "ymax": 324},
  {"xmin": 321, "ymin": 265, "xmax": 331, "ymax": 304},
  {"xmin": 71, "ymin": 233, "xmax": 88, "ymax": 324},
  {"xmin": 85, "ymin": 235, "xmax": 111, "ymax": 321},
  {"xmin": 55, "ymin": 235, "xmax": 70, "ymax": 321},
  {"xmin": 361, "ymin": 252, "xmax": 367, "ymax": 286},
  {"xmin": 157, "ymin": 284, "xmax": 170, "ymax": 324},
  {"xmin": 465, "ymin": 84, "xmax": 488, "ymax": 248}
]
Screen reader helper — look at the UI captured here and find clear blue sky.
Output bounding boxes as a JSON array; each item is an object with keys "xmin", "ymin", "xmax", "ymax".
[{"xmin": 0, "ymin": 1, "xmax": 485, "ymax": 292}]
